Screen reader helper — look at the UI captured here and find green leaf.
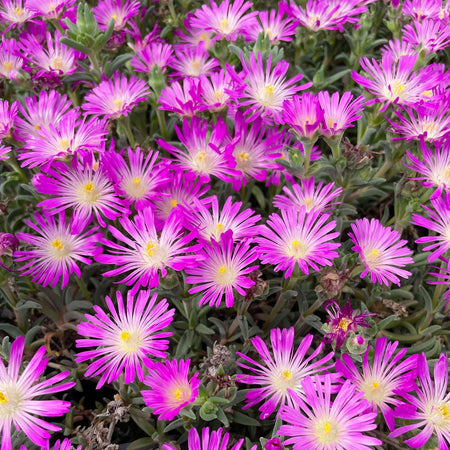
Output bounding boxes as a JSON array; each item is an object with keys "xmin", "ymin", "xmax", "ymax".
[
  {"xmin": 127, "ymin": 438, "xmax": 156, "ymax": 450},
  {"xmin": 232, "ymin": 411, "xmax": 260, "ymax": 426},
  {"xmin": 163, "ymin": 418, "xmax": 184, "ymax": 433},
  {"xmin": 129, "ymin": 407, "xmax": 155, "ymax": 436},
  {"xmin": 375, "ymin": 314, "xmax": 398, "ymax": 331},
  {"xmin": 195, "ymin": 323, "xmax": 215, "ymax": 335}
]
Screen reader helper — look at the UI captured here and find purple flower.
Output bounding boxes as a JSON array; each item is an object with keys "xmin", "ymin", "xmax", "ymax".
[
  {"xmin": 236, "ymin": 328, "xmax": 335, "ymax": 419},
  {"xmin": 97, "ymin": 207, "xmax": 200, "ymax": 294},
  {"xmin": 159, "ymin": 78, "xmax": 203, "ymax": 117},
  {"xmin": 76, "ymin": 290, "xmax": 174, "ymax": 388},
  {"xmin": 381, "ymin": 39, "xmax": 417, "ymax": 62},
  {"xmin": 0, "ymin": 0, "xmax": 35, "ymax": 28},
  {"xmin": 26, "ymin": 0, "xmax": 76, "ymax": 20},
  {"xmin": 93, "ymin": 0, "xmax": 140, "ymax": 31},
  {"xmin": 279, "ymin": 375, "xmax": 382, "ymax": 449},
  {"xmin": 0, "ymin": 99, "xmax": 18, "ymax": 139},
  {"xmin": 169, "ymin": 42, "xmax": 220, "ymax": 78},
  {"xmin": 199, "ymin": 69, "xmax": 234, "ymax": 112},
  {"xmin": 403, "ymin": 19, "xmax": 450, "ymax": 54},
  {"xmin": 142, "ymin": 359, "xmax": 200, "ymax": 421},
  {"xmin": 0, "ymin": 336, "xmax": 75, "ymax": 449},
  {"xmin": 185, "ymin": 230, "xmax": 259, "ymax": 307},
  {"xmin": 256, "ymin": 207, "xmax": 340, "ymax": 277},
  {"xmin": 83, "ymin": 72, "xmax": 150, "ymax": 119},
  {"xmin": 349, "ymin": 218, "xmax": 413, "ymax": 286},
  {"xmin": 0, "ymin": 38, "xmax": 24, "ymax": 80},
  {"xmin": 390, "ymin": 353, "xmax": 450, "ymax": 449},
  {"xmin": 14, "ymin": 211, "xmax": 101, "ymax": 288},
  {"xmin": 131, "ymin": 42, "xmax": 174, "ymax": 74},
  {"xmin": 336, "ymin": 337, "xmax": 417, "ymax": 430}
]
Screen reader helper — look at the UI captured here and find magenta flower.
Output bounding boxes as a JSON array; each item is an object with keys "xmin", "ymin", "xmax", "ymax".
[
  {"xmin": 229, "ymin": 52, "xmax": 312, "ymax": 123},
  {"xmin": 169, "ymin": 43, "xmax": 220, "ymax": 78},
  {"xmin": 82, "ymin": 72, "xmax": 150, "ymax": 119},
  {"xmin": 273, "ymin": 178, "xmax": 343, "ymax": 214},
  {"xmin": 402, "ymin": 0, "xmax": 443, "ymax": 19},
  {"xmin": 381, "ymin": 39, "xmax": 417, "ymax": 62},
  {"xmin": 131, "ymin": 42, "xmax": 174, "ymax": 74},
  {"xmin": 103, "ymin": 146, "xmax": 168, "ymax": 210},
  {"xmin": 97, "ymin": 207, "xmax": 200, "ymax": 294},
  {"xmin": 0, "ymin": 38, "xmax": 24, "ymax": 80},
  {"xmin": 0, "ymin": 0, "xmax": 35, "ymax": 27},
  {"xmin": 336, "ymin": 337, "xmax": 417, "ymax": 430},
  {"xmin": 411, "ymin": 194, "xmax": 450, "ymax": 262},
  {"xmin": 279, "ymin": 375, "xmax": 382, "ymax": 449},
  {"xmin": 256, "ymin": 207, "xmax": 340, "ymax": 277},
  {"xmin": 390, "ymin": 353, "xmax": 450, "ymax": 449},
  {"xmin": 403, "ymin": 19, "xmax": 450, "ymax": 54},
  {"xmin": 93, "ymin": 0, "xmax": 140, "ymax": 31},
  {"xmin": 199, "ymin": 69, "xmax": 234, "ymax": 112},
  {"xmin": 185, "ymin": 230, "xmax": 259, "ymax": 307},
  {"xmin": 236, "ymin": 328, "xmax": 335, "ymax": 419},
  {"xmin": 427, "ymin": 263, "xmax": 450, "ymax": 316},
  {"xmin": 76, "ymin": 290, "xmax": 174, "ymax": 388},
  {"xmin": 349, "ymin": 218, "xmax": 413, "ymax": 286},
  {"xmin": 157, "ymin": 116, "xmax": 236, "ymax": 183},
  {"xmin": 163, "ymin": 427, "xmax": 247, "ymax": 450},
  {"xmin": 318, "ymin": 91, "xmax": 365, "ymax": 138},
  {"xmin": 352, "ymin": 53, "xmax": 439, "ymax": 110},
  {"xmin": 0, "ymin": 336, "xmax": 75, "ymax": 449},
  {"xmin": 159, "ymin": 78, "xmax": 203, "ymax": 117},
  {"xmin": 283, "ymin": 93, "xmax": 323, "ymax": 140},
  {"xmin": 184, "ymin": 195, "xmax": 260, "ymax": 242},
  {"xmin": 323, "ymin": 298, "xmax": 374, "ymax": 348},
  {"xmin": 0, "ymin": 99, "xmax": 17, "ymax": 139},
  {"xmin": 26, "ymin": 0, "xmax": 75, "ymax": 19},
  {"xmin": 142, "ymin": 359, "xmax": 200, "ymax": 421},
  {"xmin": 0, "ymin": 145, "xmax": 11, "ymax": 161},
  {"xmin": 14, "ymin": 211, "xmax": 101, "ymax": 288},
  {"xmin": 190, "ymin": 0, "xmax": 257, "ymax": 41},
  {"xmin": 33, "ymin": 156, "xmax": 127, "ymax": 227}
]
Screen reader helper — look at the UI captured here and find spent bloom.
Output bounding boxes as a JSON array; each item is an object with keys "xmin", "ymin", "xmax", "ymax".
[
  {"xmin": 273, "ymin": 178, "xmax": 343, "ymax": 214},
  {"xmin": 142, "ymin": 359, "xmax": 200, "ymax": 420},
  {"xmin": 185, "ymin": 230, "xmax": 259, "ymax": 307},
  {"xmin": 390, "ymin": 353, "xmax": 450, "ymax": 449},
  {"xmin": 279, "ymin": 375, "xmax": 382, "ymax": 449},
  {"xmin": 93, "ymin": 0, "xmax": 140, "ymax": 31},
  {"xmin": 236, "ymin": 328, "xmax": 335, "ymax": 419},
  {"xmin": 14, "ymin": 212, "xmax": 101, "ymax": 288},
  {"xmin": 0, "ymin": 336, "xmax": 75, "ymax": 449},
  {"xmin": 76, "ymin": 290, "xmax": 174, "ymax": 388},
  {"xmin": 349, "ymin": 218, "xmax": 414, "ymax": 286},
  {"xmin": 336, "ymin": 337, "xmax": 418, "ymax": 430},
  {"xmin": 97, "ymin": 207, "xmax": 199, "ymax": 294},
  {"xmin": 256, "ymin": 207, "xmax": 340, "ymax": 277},
  {"xmin": 82, "ymin": 72, "xmax": 150, "ymax": 119}
]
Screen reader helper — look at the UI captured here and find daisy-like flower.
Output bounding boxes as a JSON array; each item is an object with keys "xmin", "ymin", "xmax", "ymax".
[
  {"xmin": 390, "ymin": 353, "xmax": 450, "ymax": 449},
  {"xmin": 0, "ymin": 336, "xmax": 75, "ymax": 449},
  {"xmin": 131, "ymin": 42, "xmax": 174, "ymax": 74},
  {"xmin": 169, "ymin": 43, "xmax": 220, "ymax": 78},
  {"xmin": 388, "ymin": 99, "xmax": 450, "ymax": 142},
  {"xmin": 15, "ymin": 90, "xmax": 72, "ymax": 140},
  {"xmin": 163, "ymin": 427, "xmax": 248, "ymax": 450},
  {"xmin": 256, "ymin": 207, "xmax": 340, "ymax": 277},
  {"xmin": 175, "ymin": 16, "xmax": 215, "ymax": 51},
  {"xmin": 236, "ymin": 328, "xmax": 335, "ymax": 419},
  {"xmin": 185, "ymin": 230, "xmax": 259, "ymax": 307},
  {"xmin": 403, "ymin": 19, "xmax": 450, "ymax": 54},
  {"xmin": 26, "ymin": 0, "xmax": 75, "ymax": 19},
  {"xmin": 0, "ymin": 0, "xmax": 35, "ymax": 27},
  {"xmin": 190, "ymin": 0, "xmax": 258, "ymax": 41},
  {"xmin": 82, "ymin": 72, "xmax": 150, "ymax": 119},
  {"xmin": 352, "ymin": 53, "xmax": 439, "ymax": 111},
  {"xmin": 142, "ymin": 359, "xmax": 200, "ymax": 420},
  {"xmin": 153, "ymin": 170, "xmax": 210, "ymax": 221},
  {"xmin": 323, "ymin": 298, "xmax": 374, "ymax": 348},
  {"xmin": 157, "ymin": 116, "xmax": 235, "ymax": 183},
  {"xmin": 158, "ymin": 78, "xmax": 203, "ymax": 117},
  {"xmin": 199, "ymin": 69, "xmax": 234, "ymax": 112},
  {"xmin": 227, "ymin": 112, "xmax": 282, "ymax": 190},
  {"xmin": 336, "ymin": 337, "xmax": 417, "ymax": 430},
  {"xmin": 184, "ymin": 195, "xmax": 260, "ymax": 242},
  {"xmin": 24, "ymin": 30, "xmax": 78, "ymax": 76},
  {"xmin": 103, "ymin": 146, "xmax": 168, "ymax": 210},
  {"xmin": 404, "ymin": 139, "xmax": 450, "ymax": 198},
  {"xmin": 0, "ymin": 100, "xmax": 18, "ymax": 139},
  {"xmin": 229, "ymin": 52, "xmax": 312, "ymax": 123},
  {"xmin": 93, "ymin": 0, "xmax": 140, "ymax": 31},
  {"xmin": 279, "ymin": 375, "xmax": 382, "ymax": 449},
  {"xmin": 381, "ymin": 39, "xmax": 417, "ymax": 62},
  {"xmin": 241, "ymin": 8, "xmax": 298, "ymax": 44},
  {"xmin": 402, "ymin": 0, "xmax": 444, "ymax": 19},
  {"xmin": 273, "ymin": 178, "xmax": 343, "ymax": 214},
  {"xmin": 0, "ymin": 38, "xmax": 24, "ymax": 81},
  {"xmin": 318, "ymin": 91, "xmax": 365, "ymax": 138},
  {"xmin": 32, "ymin": 156, "xmax": 127, "ymax": 228},
  {"xmin": 411, "ymin": 194, "xmax": 450, "ymax": 262},
  {"xmin": 97, "ymin": 207, "xmax": 199, "ymax": 294},
  {"xmin": 76, "ymin": 290, "xmax": 174, "ymax": 388},
  {"xmin": 18, "ymin": 111, "xmax": 108, "ymax": 169},
  {"xmin": 14, "ymin": 211, "xmax": 101, "ymax": 288},
  {"xmin": 282, "ymin": 93, "xmax": 323, "ymax": 140},
  {"xmin": 349, "ymin": 218, "xmax": 413, "ymax": 286}
]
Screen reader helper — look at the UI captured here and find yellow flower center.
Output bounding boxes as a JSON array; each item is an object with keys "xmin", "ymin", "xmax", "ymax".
[
  {"xmin": 3, "ymin": 61, "xmax": 13, "ymax": 73},
  {"xmin": 59, "ymin": 139, "xmax": 70, "ymax": 151},
  {"xmin": 190, "ymin": 59, "xmax": 202, "ymax": 75},
  {"xmin": 315, "ymin": 419, "xmax": 339, "ymax": 444},
  {"xmin": 422, "ymin": 89, "xmax": 432, "ymax": 97},
  {"xmin": 112, "ymin": 13, "xmax": 118, "ymax": 20},
  {"xmin": 35, "ymin": 123, "xmax": 41, "ymax": 131},
  {"xmin": 146, "ymin": 242, "xmax": 157, "ymax": 257},
  {"xmin": 214, "ymin": 90, "xmax": 223, "ymax": 100},
  {"xmin": 50, "ymin": 238, "xmax": 71, "ymax": 258},
  {"xmin": 216, "ymin": 265, "xmax": 236, "ymax": 286},
  {"xmin": 142, "ymin": 240, "xmax": 167, "ymax": 268},
  {"xmin": 364, "ymin": 248, "xmax": 380, "ymax": 265},
  {"xmin": 172, "ymin": 386, "xmax": 191, "ymax": 403},
  {"xmin": 338, "ymin": 317, "xmax": 351, "ymax": 332},
  {"xmin": 120, "ymin": 331, "xmax": 130, "ymax": 340},
  {"xmin": 113, "ymin": 98, "xmax": 124, "ymax": 110},
  {"xmin": 174, "ymin": 388, "xmax": 183, "ymax": 401},
  {"xmin": 118, "ymin": 330, "xmax": 141, "ymax": 353},
  {"xmin": 437, "ymin": 403, "xmax": 450, "ymax": 421},
  {"xmin": 270, "ymin": 367, "xmax": 297, "ymax": 394},
  {"xmin": 264, "ymin": 28, "xmax": 273, "ymax": 40},
  {"xmin": 361, "ymin": 379, "xmax": 387, "ymax": 404},
  {"xmin": 197, "ymin": 151, "xmax": 207, "ymax": 163},
  {"xmin": 51, "ymin": 56, "xmax": 64, "ymax": 71},
  {"xmin": 170, "ymin": 199, "xmax": 178, "ymax": 208},
  {"xmin": 52, "ymin": 239, "xmax": 64, "ymax": 250},
  {"xmin": 281, "ymin": 370, "xmax": 292, "ymax": 380},
  {"xmin": 14, "ymin": 7, "xmax": 23, "ymax": 16},
  {"xmin": 78, "ymin": 181, "xmax": 100, "ymax": 204},
  {"xmin": 238, "ymin": 151, "xmax": 250, "ymax": 162},
  {"xmin": 220, "ymin": 18, "xmax": 229, "ymax": 33},
  {"xmin": 387, "ymin": 79, "xmax": 407, "ymax": 101},
  {"xmin": 215, "ymin": 223, "xmax": 224, "ymax": 236},
  {"xmin": 288, "ymin": 240, "xmax": 309, "ymax": 259},
  {"xmin": 123, "ymin": 175, "xmax": 147, "ymax": 199},
  {"xmin": 0, "ymin": 392, "xmax": 7, "ymax": 404}
]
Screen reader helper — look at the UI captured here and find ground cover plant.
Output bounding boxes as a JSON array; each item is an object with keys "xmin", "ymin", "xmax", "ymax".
[{"xmin": 0, "ymin": 0, "xmax": 449, "ymax": 448}]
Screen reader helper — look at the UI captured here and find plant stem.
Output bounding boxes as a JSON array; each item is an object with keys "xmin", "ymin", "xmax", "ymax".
[{"xmin": 75, "ymin": 276, "xmax": 92, "ymax": 302}]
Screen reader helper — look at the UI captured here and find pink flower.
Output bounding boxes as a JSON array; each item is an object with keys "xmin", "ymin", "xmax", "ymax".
[{"xmin": 93, "ymin": 0, "xmax": 140, "ymax": 31}]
